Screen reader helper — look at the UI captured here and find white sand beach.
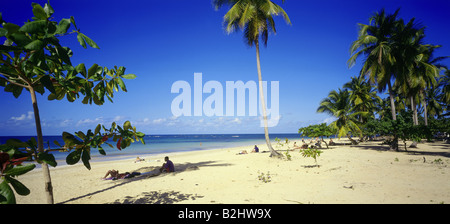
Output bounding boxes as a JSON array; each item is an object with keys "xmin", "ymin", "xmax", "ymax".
[{"xmin": 16, "ymin": 139, "xmax": 450, "ymax": 204}]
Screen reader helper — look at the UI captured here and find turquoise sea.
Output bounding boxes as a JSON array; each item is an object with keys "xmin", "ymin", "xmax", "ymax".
[{"xmin": 0, "ymin": 133, "xmax": 306, "ymax": 165}]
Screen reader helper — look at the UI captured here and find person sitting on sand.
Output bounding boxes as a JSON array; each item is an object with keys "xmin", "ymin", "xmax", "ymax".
[
  {"xmin": 329, "ymin": 138, "xmax": 335, "ymax": 146},
  {"xmin": 315, "ymin": 137, "xmax": 322, "ymax": 148},
  {"xmin": 252, "ymin": 145, "xmax": 259, "ymax": 153},
  {"xmin": 159, "ymin": 156, "xmax": 175, "ymax": 173}
]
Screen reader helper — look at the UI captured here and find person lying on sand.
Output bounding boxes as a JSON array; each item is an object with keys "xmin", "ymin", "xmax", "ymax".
[
  {"xmin": 134, "ymin": 156, "xmax": 145, "ymax": 163},
  {"xmin": 301, "ymin": 139, "xmax": 308, "ymax": 149},
  {"xmin": 102, "ymin": 169, "xmax": 141, "ymax": 180},
  {"xmin": 237, "ymin": 150, "xmax": 248, "ymax": 155},
  {"xmin": 159, "ymin": 156, "xmax": 175, "ymax": 173},
  {"xmin": 293, "ymin": 142, "xmax": 303, "ymax": 150}
]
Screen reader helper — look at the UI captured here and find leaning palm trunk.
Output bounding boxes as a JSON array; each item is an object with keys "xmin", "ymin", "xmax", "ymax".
[
  {"xmin": 30, "ymin": 88, "xmax": 54, "ymax": 204},
  {"xmin": 255, "ymin": 41, "xmax": 280, "ymax": 157}
]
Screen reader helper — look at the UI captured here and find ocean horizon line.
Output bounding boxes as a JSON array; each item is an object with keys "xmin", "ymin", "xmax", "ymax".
[{"xmin": 0, "ymin": 132, "xmax": 300, "ymax": 138}]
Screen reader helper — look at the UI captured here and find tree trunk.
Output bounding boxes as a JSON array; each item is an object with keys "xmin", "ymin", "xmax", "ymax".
[
  {"xmin": 255, "ymin": 41, "xmax": 281, "ymax": 158},
  {"xmin": 421, "ymin": 90, "xmax": 428, "ymax": 126},
  {"xmin": 387, "ymin": 80, "xmax": 396, "ymax": 121},
  {"xmin": 413, "ymin": 98, "xmax": 418, "ymax": 125},
  {"xmin": 387, "ymin": 80, "xmax": 398, "ymax": 151},
  {"xmin": 30, "ymin": 88, "xmax": 54, "ymax": 204},
  {"xmin": 410, "ymin": 96, "xmax": 418, "ymax": 125},
  {"xmin": 409, "ymin": 96, "xmax": 419, "ymax": 148}
]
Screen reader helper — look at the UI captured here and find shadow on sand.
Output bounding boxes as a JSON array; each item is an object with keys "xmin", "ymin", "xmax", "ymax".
[
  {"xmin": 58, "ymin": 160, "xmax": 232, "ymax": 204},
  {"xmin": 349, "ymin": 141, "xmax": 450, "ymax": 158}
]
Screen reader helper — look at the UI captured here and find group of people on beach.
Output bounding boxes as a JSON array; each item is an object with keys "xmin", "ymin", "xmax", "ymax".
[
  {"xmin": 293, "ymin": 137, "xmax": 335, "ymax": 149},
  {"xmin": 102, "ymin": 156, "xmax": 175, "ymax": 180},
  {"xmin": 237, "ymin": 145, "xmax": 260, "ymax": 154},
  {"xmin": 103, "ymin": 137, "xmax": 336, "ymax": 180},
  {"xmin": 237, "ymin": 138, "xmax": 335, "ymax": 155}
]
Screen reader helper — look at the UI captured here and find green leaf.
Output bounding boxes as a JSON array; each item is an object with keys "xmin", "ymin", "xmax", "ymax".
[
  {"xmin": 6, "ymin": 139, "xmax": 28, "ymax": 148},
  {"xmin": 98, "ymin": 147, "xmax": 106, "ymax": 155},
  {"xmin": 70, "ymin": 16, "xmax": 78, "ymax": 30},
  {"xmin": 88, "ymin": 64, "xmax": 99, "ymax": 78},
  {"xmin": 48, "ymin": 93, "xmax": 57, "ymax": 100},
  {"xmin": 75, "ymin": 63, "xmax": 87, "ymax": 77},
  {"xmin": 37, "ymin": 152, "xmax": 57, "ymax": 167},
  {"xmin": 9, "ymin": 32, "xmax": 31, "ymax": 47},
  {"xmin": 121, "ymin": 74, "xmax": 136, "ymax": 79},
  {"xmin": 56, "ymin": 46, "xmax": 72, "ymax": 65},
  {"xmin": 66, "ymin": 150, "xmax": 81, "ymax": 165},
  {"xmin": 32, "ymin": 3, "xmax": 48, "ymax": 20},
  {"xmin": 0, "ymin": 179, "xmax": 15, "ymax": 204},
  {"xmin": 81, "ymin": 150, "xmax": 91, "ymax": 170},
  {"xmin": 77, "ymin": 33, "xmax": 86, "ymax": 48},
  {"xmin": 55, "ymin": 18, "xmax": 71, "ymax": 34},
  {"xmin": 40, "ymin": 75, "xmax": 56, "ymax": 94},
  {"xmin": 24, "ymin": 39, "xmax": 44, "ymax": 50},
  {"xmin": 0, "ymin": 27, "xmax": 7, "ymax": 37},
  {"xmin": 3, "ymin": 84, "xmax": 24, "ymax": 98},
  {"xmin": 18, "ymin": 20, "xmax": 47, "ymax": 33},
  {"xmin": 78, "ymin": 33, "xmax": 99, "ymax": 49},
  {"xmin": 53, "ymin": 140, "xmax": 62, "ymax": 147},
  {"xmin": 94, "ymin": 124, "xmax": 101, "ymax": 135},
  {"xmin": 44, "ymin": 1, "xmax": 55, "ymax": 17},
  {"xmin": 4, "ymin": 164, "xmax": 36, "ymax": 176},
  {"xmin": 7, "ymin": 177, "xmax": 30, "ymax": 196},
  {"xmin": 123, "ymin": 121, "xmax": 132, "ymax": 130},
  {"xmin": 62, "ymin": 132, "xmax": 82, "ymax": 145},
  {"xmin": 116, "ymin": 77, "xmax": 127, "ymax": 92}
]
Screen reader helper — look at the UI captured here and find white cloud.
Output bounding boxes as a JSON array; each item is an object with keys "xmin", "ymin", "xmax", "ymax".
[
  {"xmin": 152, "ymin": 118, "xmax": 166, "ymax": 124},
  {"xmin": 231, "ymin": 118, "xmax": 241, "ymax": 124},
  {"xmin": 11, "ymin": 111, "xmax": 34, "ymax": 121},
  {"xmin": 76, "ymin": 117, "xmax": 104, "ymax": 126},
  {"xmin": 113, "ymin": 115, "xmax": 125, "ymax": 122}
]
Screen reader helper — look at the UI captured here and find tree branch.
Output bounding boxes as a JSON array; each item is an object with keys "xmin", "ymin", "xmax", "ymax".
[{"xmin": 0, "ymin": 72, "xmax": 30, "ymax": 88}]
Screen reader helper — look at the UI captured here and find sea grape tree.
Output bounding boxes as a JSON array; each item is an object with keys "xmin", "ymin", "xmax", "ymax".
[{"xmin": 0, "ymin": 1, "xmax": 144, "ymax": 204}]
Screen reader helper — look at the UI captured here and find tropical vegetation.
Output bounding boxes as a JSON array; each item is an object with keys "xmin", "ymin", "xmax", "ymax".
[
  {"xmin": 0, "ymin": 2, "xmax": 145, "ymax": 204},
  {"xmin": 302, "ymin": 8, "xmax": 449, "ymax": 151}
]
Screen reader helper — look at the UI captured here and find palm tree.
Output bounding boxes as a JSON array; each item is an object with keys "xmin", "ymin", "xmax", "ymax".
[
  {"xmin": 348, "ymin": 9, "xmax": 400, "ymax": 121},
  {"xmin": 413, "ymin": 45, "xmax": 444, "ymax": 125},
  {"xmin": 391, "ymin": 17, "xmax": 424, "ymax": 126},
  {"xmin": 425, "ymin": 85, "xmax": 443, "ymax": 119},
  {"xmin": 317, "ymin": 89, "xmax": 365, "ymax": 145},
  {"xmin": 439, "ymin": 69, "xmax": 450, "ymax": 116},
  {"xmin": 213, "ymin": 0, "xmax": 291, "ymax": 157},
  {"xmin": 343, "ymin": 76, "xmax": 381, "ymax": 123}
]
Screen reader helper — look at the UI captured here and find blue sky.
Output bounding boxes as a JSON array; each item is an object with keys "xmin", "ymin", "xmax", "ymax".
[{"xmin": 1, "ymin": 0, "xmax": 449, "ymax": 136}]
